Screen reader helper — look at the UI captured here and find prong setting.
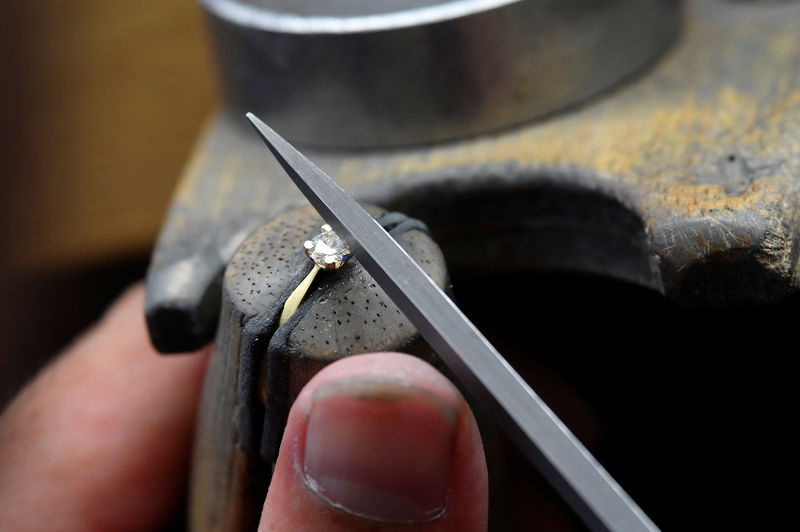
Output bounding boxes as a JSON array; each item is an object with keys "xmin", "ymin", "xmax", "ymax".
[{"xmin": 304, "ymin": 225, "xmax": 351, "ymax": 270}]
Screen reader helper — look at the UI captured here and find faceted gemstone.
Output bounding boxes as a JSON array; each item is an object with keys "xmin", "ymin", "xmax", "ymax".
[{"xmin": 304, "ymin": 225, "xmax": 351, "ymax": 269}]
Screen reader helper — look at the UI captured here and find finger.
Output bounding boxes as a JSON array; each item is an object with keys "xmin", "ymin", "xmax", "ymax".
[
  {"xmin": 261, "ymin": 352, "xmax": 488, "ymax": 532},
  {"xmin": 0, "ymin": 283, "xmax": 210, "ymax": 531}
]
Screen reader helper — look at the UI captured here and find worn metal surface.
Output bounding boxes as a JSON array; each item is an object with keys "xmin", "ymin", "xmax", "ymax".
[
  {"xmin": 189, "ymin": 205, "xmax": 447, "ymax": 531},
  {"xmin": 200, "ymin": 0, "xmax": 679, "ymax": 147},
  {"xmin": 146, "ymin": 0, "xmax": 800, "ymax": 353}
]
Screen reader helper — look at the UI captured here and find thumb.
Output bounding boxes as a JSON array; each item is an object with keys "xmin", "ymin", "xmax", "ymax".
[{"xmin": 260, "ymin": 352, "xmax": 488, "ymax": 532}]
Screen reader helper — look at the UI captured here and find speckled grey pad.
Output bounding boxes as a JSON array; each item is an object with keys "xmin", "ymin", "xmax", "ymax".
[{"xmin": 223, "ymin": 204, "xmax": 448, "ymax": 460}]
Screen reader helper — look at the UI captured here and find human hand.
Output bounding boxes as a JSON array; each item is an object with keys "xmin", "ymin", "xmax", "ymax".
[{"xmin": 0, "ymin": 284, "xmax": 488, "ymax": 531}]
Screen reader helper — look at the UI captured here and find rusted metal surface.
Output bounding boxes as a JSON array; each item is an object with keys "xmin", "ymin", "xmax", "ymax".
[{"xmin": 147, "ymin": 0, "xmax": 800, "ymax": 352}]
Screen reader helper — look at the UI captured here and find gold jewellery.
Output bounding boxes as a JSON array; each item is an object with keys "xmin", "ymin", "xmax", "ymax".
[{"xmin": 279, "ymin": 224, "xmax": 351, "ymax": 325}]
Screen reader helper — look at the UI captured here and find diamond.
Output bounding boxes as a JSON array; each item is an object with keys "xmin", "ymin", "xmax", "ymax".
[{"xmin": 304, "ymin": 225, "xmax": 351, "ymax": 270}]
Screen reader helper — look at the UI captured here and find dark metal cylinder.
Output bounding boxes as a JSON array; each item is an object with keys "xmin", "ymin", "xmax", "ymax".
[{"xmin": 201, "ymin": 0, "xmax": 680, "ymax": 147}]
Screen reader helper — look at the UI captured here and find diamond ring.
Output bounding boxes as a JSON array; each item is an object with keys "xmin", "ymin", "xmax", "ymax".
[
  {"xmin": 279, "ymin": 224, "xmax": 351, "ymax": 325},
  {"xmin": 304, "ymin": 224, "xmax": 351, "ymax": 269}
]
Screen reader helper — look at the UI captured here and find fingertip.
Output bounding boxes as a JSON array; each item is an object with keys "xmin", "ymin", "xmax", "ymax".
[{"xmin": 261, "ymin": 352, "xmax": 488, "ymax": 532}]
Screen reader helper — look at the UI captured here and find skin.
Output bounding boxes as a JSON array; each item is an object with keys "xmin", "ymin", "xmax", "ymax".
[
  {"xmin": 0, "ymin": 284, "xmax": 488, "ymax": 531},
  {"xmin": 262, "ymin": 353, "xmax": 488, "ymax": 532}
]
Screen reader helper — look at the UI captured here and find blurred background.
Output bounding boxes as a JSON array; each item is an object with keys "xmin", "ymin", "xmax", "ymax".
[{"xmin": 0, "ymin": 1, "xmax": 219, "ymax": 407}]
